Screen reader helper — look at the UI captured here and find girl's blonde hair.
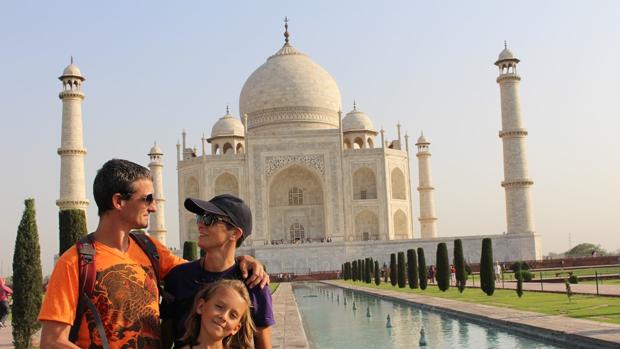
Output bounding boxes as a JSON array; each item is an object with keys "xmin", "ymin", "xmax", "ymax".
[{"xmin": 181, "ymin": 279, "xmax": 256, "ymax": 348}]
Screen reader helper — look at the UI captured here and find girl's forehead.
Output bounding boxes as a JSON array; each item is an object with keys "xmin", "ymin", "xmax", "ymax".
[{"xmin": 212, "ymin": 287, "xmax": 247, "ymax": 307}]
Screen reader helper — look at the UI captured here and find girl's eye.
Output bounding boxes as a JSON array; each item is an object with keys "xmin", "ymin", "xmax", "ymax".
[{"xmin": 215, "ymin": 304, "xmax": 223, "ymax": 309}]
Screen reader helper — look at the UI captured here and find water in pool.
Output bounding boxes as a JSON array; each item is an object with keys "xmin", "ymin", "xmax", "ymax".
[{"xmin": 293, "ymin": 282, "xmax": 566, "ymax": 349}]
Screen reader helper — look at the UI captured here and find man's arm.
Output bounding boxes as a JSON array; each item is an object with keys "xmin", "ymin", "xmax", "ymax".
[
  {"xmin": 236, "ymin": 255, "xmax": 270, "ymax": 288},
  {"xmin": 40, "ymin": 321, "xmax": 81, "ymax": 349},
  {"xmin": 254, "ymin": 326, "xmax": 272, "ymax": 349}
]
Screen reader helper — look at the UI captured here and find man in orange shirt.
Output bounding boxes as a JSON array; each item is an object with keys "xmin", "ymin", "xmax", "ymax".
[{"xmin": 39, "ymin": 159, "xmax": 267, "ymax": 348}]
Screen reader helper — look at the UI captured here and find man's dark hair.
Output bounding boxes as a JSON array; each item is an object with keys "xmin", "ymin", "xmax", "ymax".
[{"xmin": 93, "ymin": 159, "xmax": 153, "ymax": 216}]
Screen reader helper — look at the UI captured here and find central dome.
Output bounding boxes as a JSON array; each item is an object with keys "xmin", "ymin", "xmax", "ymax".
[{"xmin": 239, "ymin": 42, "xmax": 342, "ymax": 132}]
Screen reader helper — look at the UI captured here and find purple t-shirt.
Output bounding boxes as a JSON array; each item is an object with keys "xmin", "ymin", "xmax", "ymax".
[{"xmin": 162, "ymin": 259, "xmax": 274, "ymax": 347}]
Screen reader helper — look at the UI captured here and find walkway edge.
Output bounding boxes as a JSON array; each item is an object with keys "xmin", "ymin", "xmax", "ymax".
[
  {"xmin": 270, "ymin": 283, "xmax": 309, "ymax": 349},
  {"xmin": 323, "ymin": 281, "xmax": 620, "ymax": 349}
]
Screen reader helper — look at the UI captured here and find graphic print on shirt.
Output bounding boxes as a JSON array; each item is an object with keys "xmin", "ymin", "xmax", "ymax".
[{"xmin": 85, "ymin": 263, "xmax": 161, "ymax": 349}]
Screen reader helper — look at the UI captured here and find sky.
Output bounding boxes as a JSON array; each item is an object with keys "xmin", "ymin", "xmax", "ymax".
[{"xmin": 1, "ymin": 1, "xmax": 619, "ymax": 275}]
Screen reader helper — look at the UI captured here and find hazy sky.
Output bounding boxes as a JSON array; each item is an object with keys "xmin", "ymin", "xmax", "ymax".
[{"xmin": 1, "ymin": 1, "xmax": 619, "ymax": 275}]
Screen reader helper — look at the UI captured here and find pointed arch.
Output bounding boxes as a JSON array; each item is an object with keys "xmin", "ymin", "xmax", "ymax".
[
  {"xmin": 393, "ymin": 209, "xmax": 408, "ymax": 239},
  {"xmin": 214, "ymin": 172, "xmax": 239, "ymax": 196},
  {"xmin": 352, "ymin": 167, "xmax": 377, "ymax": 200},
  {"xmin": 354, "ymin": 210, "xmax": 379, "ymax": 241},
  {"xmin": 391, "ymin": 168, "xmax": 406, "ymax": 200},
  {"xmin": 223, "ymin": 143, "xmax": 233, "ymax": 154},
  {"xmin": 354, "ymin": 137, "xmax": 364, "ymax": 149},
  {"xmin": 236, "ymin": 143, "xmax": 244, "ymax": 154},
  {"xmin": 367, "ymin": 137, "xmax": 374, "ymax": 149},
  {"xmin": 343, "ymin": 138, "xmax": 352, "ymax": 149}
]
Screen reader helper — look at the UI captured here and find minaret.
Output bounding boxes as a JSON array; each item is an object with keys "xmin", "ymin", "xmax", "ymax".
[
  {"xmin": 416, "ymin": 133, "xmax": 438, "ymax": 238},
  {"xmin": 57, "ymin": 58, "xmax": 89, "ymax": 212},
  {"xmin": 495, "ymin": 43, "xmax": 535, "ymax": 235},
  {"xmin": 148, "ymin": 143, "xmax": 167, "ymax": 244}
]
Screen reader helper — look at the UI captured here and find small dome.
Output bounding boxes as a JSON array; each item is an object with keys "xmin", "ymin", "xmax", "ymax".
[
  {"xmin": 495, "ymin": 46, "xmax": 520, "ymax": 65},
  {"xmin": 342, "ymin": 107, "xmax": 375, "ymax": 132},
  {"xmin": 211, "ymin": 112, "xmax": 245, "ymax": 138},
  {"xmin": 416, "ymin": 134, "xmax": 429, "ymax": 145},
  {"xmin": 61, "ymin": 63, "xmax": 83, "ymax": 78},
  {"xmin": 149, "ymin": 143, "xmax": 162, "ymax": 155}
]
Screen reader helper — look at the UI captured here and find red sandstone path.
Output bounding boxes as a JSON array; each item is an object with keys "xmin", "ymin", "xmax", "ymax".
[{"xmin": 0, "ymin": 322, "xmax": 40, "ymax": 348}]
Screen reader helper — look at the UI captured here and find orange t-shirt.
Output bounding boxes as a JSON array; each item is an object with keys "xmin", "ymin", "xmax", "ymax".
[{"xmin": 38, "ymin": 235, "xmax": 185, "ymax": 348}]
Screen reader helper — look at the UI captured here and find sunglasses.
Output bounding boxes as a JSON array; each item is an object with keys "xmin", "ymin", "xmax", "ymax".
[
  {"xmin": 195, "ymin": 214, "xmax": 236, "ymax": 227},
  {"xmin": 120, "ymin": 193, "xmax": 155, "ymax": 204}
]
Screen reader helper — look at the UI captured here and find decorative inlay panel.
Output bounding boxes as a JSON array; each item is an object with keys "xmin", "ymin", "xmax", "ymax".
[{"xmin": 265, "ymin": 154, "xmax": 325, "ymax": 177}]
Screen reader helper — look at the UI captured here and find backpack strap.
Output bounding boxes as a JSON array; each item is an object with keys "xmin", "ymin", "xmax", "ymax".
[
  {"xmin": 69, "ymin": 233, "xmax": 110, "ymax": 349},
  {"xmin": 129, "ymin": 231, "xmax": 164, "ymax": 299}
]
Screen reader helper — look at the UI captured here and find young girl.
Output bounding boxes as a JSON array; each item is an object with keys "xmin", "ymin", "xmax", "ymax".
[{"xmin": 181, "ymin": 279, "xmax": 256, "ymax": 349}]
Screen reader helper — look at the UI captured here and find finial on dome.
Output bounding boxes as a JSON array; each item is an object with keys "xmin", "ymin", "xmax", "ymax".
[
  {"xmin": 353, "ymin": 100, "xmax": 357, "ymax": 111},
  {"xmin": 226, "ymin": 105, "xmax": 230, "ymax": 114},
  {"xmin": 70, "ymin": 55, "xmax": 74, "ymax": 64},
  {"xmin": 284, "ymin": 16, "xmax": 290, "ymax": 44},
  {"xmin": 504, "ymin": 40, "xmax": 507, "ymax": 49}
]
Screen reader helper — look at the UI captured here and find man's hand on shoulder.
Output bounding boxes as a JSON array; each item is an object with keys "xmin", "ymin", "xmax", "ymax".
[{"xmin": 237, "ymin": 255, "xmax": 270, "ymax": 288}]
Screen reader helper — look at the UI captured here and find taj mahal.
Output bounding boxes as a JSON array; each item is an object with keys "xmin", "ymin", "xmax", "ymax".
[{"xmin": 56, "ymin": 23, "xmax": 541, "ymax": 274}]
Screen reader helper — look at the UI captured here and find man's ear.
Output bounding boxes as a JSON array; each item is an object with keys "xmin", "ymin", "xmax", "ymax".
[
  {"xmin": 111, "ymin": 193, "xmax": 124, "ymax": 210},
  {"xmin": 196, "ymin": 299, "xmax": 205, "ymax": 315}
]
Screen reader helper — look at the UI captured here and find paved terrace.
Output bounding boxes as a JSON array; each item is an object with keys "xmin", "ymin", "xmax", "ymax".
[
  {"xmin": 0, "ymin": 282, "xmax": 309, "ymax": 348},
  {"xmin": 323, "ymin": 280, "xmax": 620, "ymax": 349}
]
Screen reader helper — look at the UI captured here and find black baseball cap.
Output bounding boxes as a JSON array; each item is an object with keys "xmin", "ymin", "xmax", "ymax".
[{"xmin": 184, "ymin": 194, "xmax": 252, "ymax": 247}]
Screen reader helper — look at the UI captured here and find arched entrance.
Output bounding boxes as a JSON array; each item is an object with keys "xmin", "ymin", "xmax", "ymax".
[{"xmin": 268, "ymin": 165, "xmax": 325, "ymax": 243}]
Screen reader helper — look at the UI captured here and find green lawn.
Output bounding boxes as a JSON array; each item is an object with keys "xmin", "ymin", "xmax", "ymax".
[
  {"xmin": 502, "ymin": 266, "xmax": 620, "ymax": 281},
  {"xmin": 269, "ymin": 282, "xmax": 280, "ymax": 294},
  {"xmin": 339, "ymin": 280, "xmax": 620, "ymax": 325}
]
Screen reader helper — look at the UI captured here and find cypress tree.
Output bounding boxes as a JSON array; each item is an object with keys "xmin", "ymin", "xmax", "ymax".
[
  {"xmin": 374, "ymin": 260, "xmax": 381, "ymax": 285},
  {"xmin": 417, "ymin": 247, "xmax": 428, "ymax": 290},
  {"xmin": 407, "ymin": 249, "xmax": 419, "ymax": 289},
  {"xmin": 480, "ymin": 238, "xmax": 495, "ymax": 296},
  {"xmin": 360, "ymin": 259, "xmax": 365, "ymax": 281},
  {"xmin": 365, "ymin": 258, "xmax": 372, "ymax": 283},
  {"xmin": 12, "ymin": 199, "xmax": 43, "ymax": 349},
  {"xmin": 397, "ymin": 252, "xmax": 406, "ymax": 288},
  {"xmin": 389, "ymin": 253, "xmax": 397, "ymax": 286},
  {"xmin": 352, "ymin": 260, "xmax": 358, "ymax": 281},
  {"xmin": 58, "ymin": 209, "xmax": 87, "ymax": 255},
  {"xmin": 183, "ymin": 240, "xmax": 198, "ymax": 261},
  {"xmin": 454, "ymin": 239, "xmax": 467, "ymax": 293},
  {"xmin": 516, "ymin": 263, "xmax": 523, "ymax": 298},
  {"xmin": 436, "ymin": 243, "xmax": 450, "ymax": 291}
]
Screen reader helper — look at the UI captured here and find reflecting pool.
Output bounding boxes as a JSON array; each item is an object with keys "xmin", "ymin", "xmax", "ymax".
[{"xmin": 293, "ymin": 282, "xmax": 566, "ymax": 349}]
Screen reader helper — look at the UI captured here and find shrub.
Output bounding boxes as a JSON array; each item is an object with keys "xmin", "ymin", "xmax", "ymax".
[
  {"xmin": 374, "ymin": 261, "xmax": 381, "ymax": 285},
  {"xmin": 352, "ymin": 260, "xmax": 358, "ymax": 281},
  {"xmin": 514, "ymin": 270, "xmax": 533, "ymax": 282},
  {"xmin": 13, "ymin": 199, "xmax": 43, "ymax": 348},
  {"xmin": 454, "ymin": 239, "xmax": 467, "ymax": 293},
  {"xmin": 407, "ymin": 249, "xmax": 419, "ymax": 289},
  {"xmin": 510, "ymin": 261, "xmax": 530, "ymax": 272},
  {"xmin": 58, "ymin": 209, "xmax": 88, "ymax": 255},
  {"xmin": 568, "ymin": 275, "xmax": 579, "ymax": 284},
  {"xmin": 365, "ymin": 258, "xmax": 372, "ymax": 283},
  {"xmin": 390, "ymin": 253, "xmax": 397, "ymax": 286},
  {"xmin": 417, "ymin": 248, "xmax": 428, "ymax": 290},
  {"xmin": 344, "ymin": 262, "xmax": 351, "ymax": 280},
  {"xmin": 183, "ymin": 240, "xmax": 198, "ymax": 261},
  {"xmin": 397, "ymin": 252, "xmax": 406, "ymax": 288},
  {"xmin": 436, "ymin": 243, "xmax": 450, "ymax": 291},
  {"xmin": 480, "ymin": 238, "xmax": 495, "ymax": 296}
]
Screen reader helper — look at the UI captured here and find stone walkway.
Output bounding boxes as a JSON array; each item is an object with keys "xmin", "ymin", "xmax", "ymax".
[
  {"xmin": 324, "ymin": 280, "xmax": 620, "ymax": 349},
  {"xmin": 271, "ymin": 282, "xmax": 309, "ymax": 349},
  {"xmin": 0, "ymin": 322, "xmax": 40, "ymax": 348}
]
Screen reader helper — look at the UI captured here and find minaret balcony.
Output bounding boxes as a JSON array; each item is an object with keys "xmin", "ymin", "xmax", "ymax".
[
  {"xmin": 499, "ymin": 129, "xmax": 528, "ymax": 138},
  {"xmin": 501, "ymin": 179, "xmax": 534, "ymax": 188},
  {"xmin": 496, "ymin": 74, "xmax": 521, "ymax": 83},
  {"xmin": 59, "ymin": 90, "xmax": 85, "ymax": 99}
]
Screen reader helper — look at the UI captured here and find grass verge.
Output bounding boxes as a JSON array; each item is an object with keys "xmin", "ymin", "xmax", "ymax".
[
  {"xmin": 339, "ymin": 280, "xmax": 620, "ymax": 325},
  {"xmin": 269, "ymin": 282, "xmax": 280, "ymax": 294}
]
